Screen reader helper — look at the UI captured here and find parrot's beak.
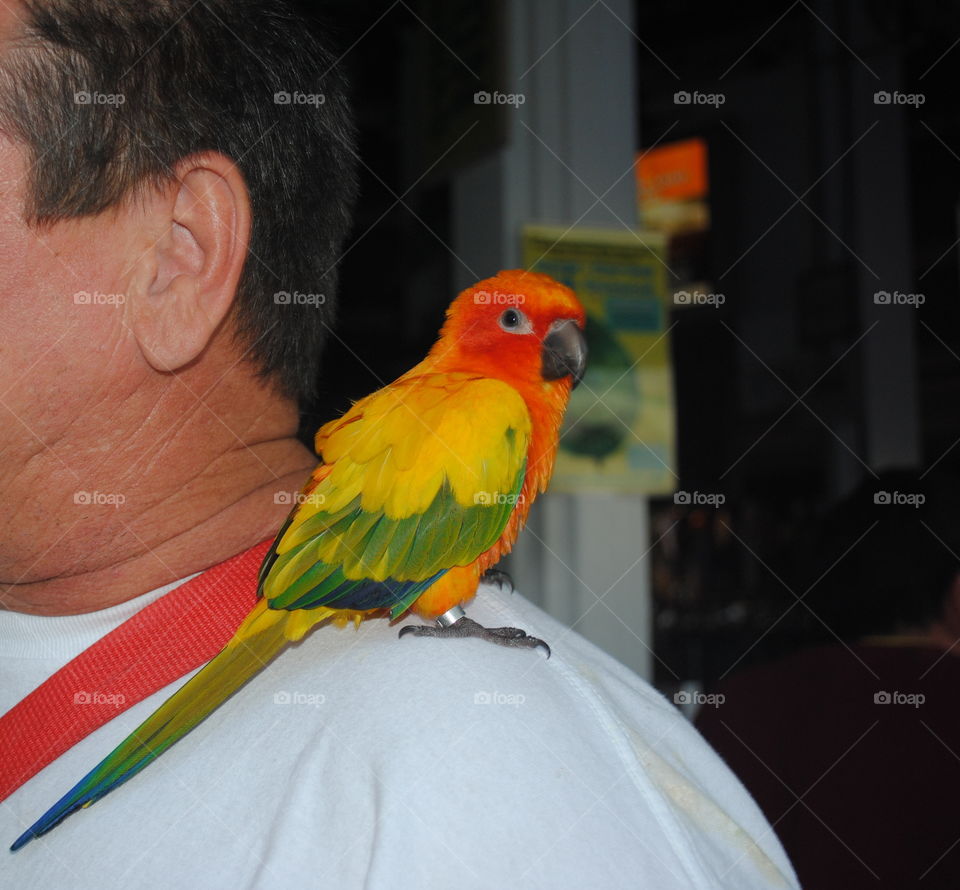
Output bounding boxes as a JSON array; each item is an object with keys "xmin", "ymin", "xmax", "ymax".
[{"xmin": 541, "ymin": 319, "xmax": 588, "ymax": 388}]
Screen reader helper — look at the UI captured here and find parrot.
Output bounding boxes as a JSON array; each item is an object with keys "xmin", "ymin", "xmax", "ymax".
[{"xmin": 11, "ymin": 268, "xmax": 587, "ymax": 850}]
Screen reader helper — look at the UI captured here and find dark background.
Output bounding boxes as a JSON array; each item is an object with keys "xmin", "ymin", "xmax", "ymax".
[{"xmin": 294, "ymin": 0, "xmax": 960, "ymax": 693}]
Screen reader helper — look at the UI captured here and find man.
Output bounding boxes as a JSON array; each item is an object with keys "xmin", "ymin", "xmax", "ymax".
[{"xmin": 0, "ymin": 2, "xmax": 797, "ymax": 887}]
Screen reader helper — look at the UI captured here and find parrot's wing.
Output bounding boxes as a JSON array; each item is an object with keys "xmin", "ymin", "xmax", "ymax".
[{"xmin": 262, "ymin": 373, "xmax": 531, "ymax": 618}]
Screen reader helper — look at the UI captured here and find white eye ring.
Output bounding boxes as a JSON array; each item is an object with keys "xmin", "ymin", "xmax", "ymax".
[{"xmin": 498, "ymin": 308, "xmax": 533, "ymax": 334}]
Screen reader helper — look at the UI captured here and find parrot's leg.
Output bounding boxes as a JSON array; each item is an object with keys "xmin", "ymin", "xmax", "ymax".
[
  {"xmin": 399, "ymin": 605, "xmax": 550, "ymax": 657},
  {"xmin": 480, "ymin": 568, "xmax": 514, "ymax": 591}
]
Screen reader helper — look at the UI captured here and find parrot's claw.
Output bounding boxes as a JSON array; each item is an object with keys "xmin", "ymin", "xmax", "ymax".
[
  {"xmin": 399, "ymin": 616, "xmax": 550, "ymax": 657},
  {"xmin": 480, "ymin": 568, "xmax": 514, "ymax": 591}
]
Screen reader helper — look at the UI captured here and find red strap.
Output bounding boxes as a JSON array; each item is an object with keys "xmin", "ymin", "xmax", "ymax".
[{"xmin": 0, "ymin": 540, "xmax": 270, "ymax": 803}]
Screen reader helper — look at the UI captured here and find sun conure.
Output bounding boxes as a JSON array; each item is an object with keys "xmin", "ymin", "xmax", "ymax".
[{"xmin": 11, "ymin": 269, "xmax": 587, "ymax": 850}]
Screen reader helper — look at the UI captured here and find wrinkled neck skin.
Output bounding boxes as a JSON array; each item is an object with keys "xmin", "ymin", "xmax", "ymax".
[{"xmin": 0, "ymin": 398, "xmax": 318, "ymax": 617}]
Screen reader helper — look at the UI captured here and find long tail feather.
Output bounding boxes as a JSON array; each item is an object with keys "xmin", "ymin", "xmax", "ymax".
[{"xmin": 11, "ymin": 600, "xmax": 332, "ymax": 851}]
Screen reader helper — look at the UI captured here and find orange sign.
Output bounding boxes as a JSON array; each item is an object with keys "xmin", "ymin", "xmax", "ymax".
[{"xmin": 636, "ymin": 138, "xmax": 708, "ymax": 203}]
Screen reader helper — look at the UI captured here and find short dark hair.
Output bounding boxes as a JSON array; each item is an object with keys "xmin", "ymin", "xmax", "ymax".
[{"xmin": 0, "ymin": 0, "xmax": 357, "ymax": 404}]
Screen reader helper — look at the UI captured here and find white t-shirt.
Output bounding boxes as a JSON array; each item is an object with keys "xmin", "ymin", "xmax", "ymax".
[{"xmin": 0, "ymin": 576, "xmax": 799, "ymax": 890}]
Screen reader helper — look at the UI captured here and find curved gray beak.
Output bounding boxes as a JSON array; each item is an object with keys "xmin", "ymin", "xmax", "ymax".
[{"xmin": 541, "ymin": 319, "xmax": 588, "ymax": 388}]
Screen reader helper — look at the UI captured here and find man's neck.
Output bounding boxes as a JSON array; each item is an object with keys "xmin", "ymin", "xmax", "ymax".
[{"xmin": 0, "ymin": 437, "xmax": 317, "ymax": 616}]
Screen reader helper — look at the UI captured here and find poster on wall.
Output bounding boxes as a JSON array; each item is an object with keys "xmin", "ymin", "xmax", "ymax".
[{"xmin": 521, "ymin": 224, "xmax": 677, "ymax": 495}]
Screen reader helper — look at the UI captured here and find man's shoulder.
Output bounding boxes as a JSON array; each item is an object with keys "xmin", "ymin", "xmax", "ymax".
[
  {"xmin": 249, "ymin": 582, "xmax": 677, "ymax": 759},
  {"xmin": 5, "ymin": 586, "xmax": 798, "ymax": 889}
]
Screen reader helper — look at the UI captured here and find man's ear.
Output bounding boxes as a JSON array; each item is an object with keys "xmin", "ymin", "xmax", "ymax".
[{"xmin": 128, "ymin": 152, "xmax": 252, "ymax": 372}]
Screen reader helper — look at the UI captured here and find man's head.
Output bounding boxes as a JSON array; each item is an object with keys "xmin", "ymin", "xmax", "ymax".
[
  {"xmin": 0, "ymin": 0, "xmax": 357, "ymax": 403},
  {"xmin": 0, "ymin": 0, "xmax": 356, "ymax": 589}
]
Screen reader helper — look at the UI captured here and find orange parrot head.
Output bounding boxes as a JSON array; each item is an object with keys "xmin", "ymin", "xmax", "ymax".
[{"xmin": 429, "ymin": 269, "xmax": 587, "ymax": 396}]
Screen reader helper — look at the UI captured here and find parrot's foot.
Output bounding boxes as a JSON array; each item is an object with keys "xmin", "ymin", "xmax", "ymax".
[
  {"xmin": 481, "ymin": 568, "xmax": 514, "ymax": 591},
  {"xmin": 399, "ymin": 609, "xmax": 550, "ymax": 657}
]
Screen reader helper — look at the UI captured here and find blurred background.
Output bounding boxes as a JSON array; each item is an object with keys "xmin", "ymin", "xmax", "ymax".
[{"xmin": 295, "ymin": 2, "xmax": 960, "ymax": 885}]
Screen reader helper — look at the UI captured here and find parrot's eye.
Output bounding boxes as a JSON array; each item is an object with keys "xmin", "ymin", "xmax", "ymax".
[{"xmin": 498, "ymin": 308, "xmax": 532, "ymax": 333}]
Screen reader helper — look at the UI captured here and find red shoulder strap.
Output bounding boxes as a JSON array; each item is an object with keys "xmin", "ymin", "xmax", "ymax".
[{"xmin": 0, "ymin": 540, "xmax": 270, "ymax": 803}]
